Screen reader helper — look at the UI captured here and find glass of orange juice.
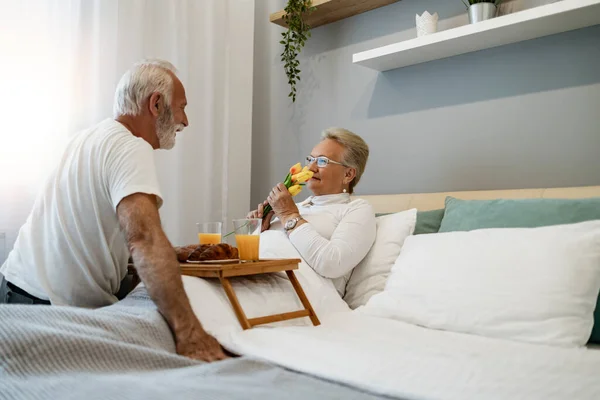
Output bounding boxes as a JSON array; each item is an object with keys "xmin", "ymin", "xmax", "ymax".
[
  {"xmin": 196, "ymin": 222, "xmax": 222, "ymax": 245},
  {"xmin": 233, "ymin": 219, "xmax": 261, "ymax": 261}
]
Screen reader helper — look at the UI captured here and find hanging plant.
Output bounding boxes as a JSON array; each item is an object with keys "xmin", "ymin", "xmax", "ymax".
[{"xmin": 280, "ymin": 0, "xmax": 316, "ymax": 103}]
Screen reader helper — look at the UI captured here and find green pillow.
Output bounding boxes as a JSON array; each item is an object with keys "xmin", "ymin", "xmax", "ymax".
[
  {"xmin": 414, "ymin": 209, "xmax": 444, "ymax": 235},
  {"xmin": 375, "ymin": 209, "xmax": 444, "ymax": 235},
  {"xmin": 439, "ymin": 196, "xmax": 600, "ymax": 343},
  {"xmin": 439, "ymin": 196, "xmax": 600, "ymax": 232}
]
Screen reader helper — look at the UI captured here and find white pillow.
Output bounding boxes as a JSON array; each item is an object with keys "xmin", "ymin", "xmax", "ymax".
[
  {"xmin": 183, "ymin": 230, "xmax": 350, "ymax": 342},
  {"xmin": 361, "ymin": 220, "xmax": 600, "ymax": 347},
  {"xmin": 343, "ymin": 208, "xmax": 417, "ymax": 309}
]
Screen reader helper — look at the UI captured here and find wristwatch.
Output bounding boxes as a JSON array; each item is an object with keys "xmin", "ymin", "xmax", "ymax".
[{"xmin": 284, "ymin": 216, "xmax": 302, "ymax": 232}]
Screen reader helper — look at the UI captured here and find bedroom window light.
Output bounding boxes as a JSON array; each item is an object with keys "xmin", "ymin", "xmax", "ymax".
[
  {"xmin": 0, "ymin": 1, "xmax": 71, "ymax": 197},
  {"xmin": 1, "ymin": 2, "xmax": 73, "ymax": 257}
]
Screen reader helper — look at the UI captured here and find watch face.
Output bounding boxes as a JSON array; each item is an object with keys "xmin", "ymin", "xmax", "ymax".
[{"xmin": 285, "ymin": 219, "xmax": 295, "ymax": 230}]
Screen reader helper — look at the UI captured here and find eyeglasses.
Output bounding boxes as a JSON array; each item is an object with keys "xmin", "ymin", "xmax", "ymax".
[{"xmin": 306, "ymin": 156, "xmax": 348, "ymax": 168}]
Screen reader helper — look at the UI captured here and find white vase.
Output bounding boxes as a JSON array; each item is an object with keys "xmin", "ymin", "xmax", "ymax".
[{"xmin": 416, "ymin": 11, "xmax": 439, "ymax": 37}]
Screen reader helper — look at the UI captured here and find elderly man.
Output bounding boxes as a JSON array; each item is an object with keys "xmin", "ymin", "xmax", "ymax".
[{"xmin": 0, "ymin": 60, "xmax": 227, "ymax": 362}]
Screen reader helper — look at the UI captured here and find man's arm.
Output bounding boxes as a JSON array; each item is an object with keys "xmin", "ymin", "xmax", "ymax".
[{"xmin": 117, "ymin": 192, "xmax": 227, "ymax": 362}]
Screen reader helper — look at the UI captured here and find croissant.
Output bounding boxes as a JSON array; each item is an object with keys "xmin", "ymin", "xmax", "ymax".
[
  {"xmin": 188, "ymin": 243, "xmax": 239, "ymax": 261},
  {"xmin": 174, "ymin": 243, "xmax": 239, "ymax": 262},
  {"xmin": 174, "ymin": 244, "xmax": 210, "ymax": 263}
]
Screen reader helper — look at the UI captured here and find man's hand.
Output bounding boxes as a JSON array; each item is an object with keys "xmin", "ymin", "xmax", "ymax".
[
  {"xmin": 175, "ymin": 324, "xmax": 229, "ymax": 362},
  {"xmin": 117, "ymin": 192, "xmax": 228, "ymax": 362}
]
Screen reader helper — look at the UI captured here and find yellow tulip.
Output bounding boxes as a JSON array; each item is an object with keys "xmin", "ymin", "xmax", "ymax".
[
  {"xmin": 303, "ymin": 170, "xmax": 315, "ymax": 182},
  {"xmin": 288, "ymin": 184, "xmax": 302, "ymax": 196},
  {"xmin": 292, "ymin": 170, "xmax": 314, "ymax": 184},
  {"xmin": 291, "ymin": 172, "xmax": 304, "ymax": 183},
  {"xmin": 289, "ymin": 163, "xmax": 302, "ymax": 175}
]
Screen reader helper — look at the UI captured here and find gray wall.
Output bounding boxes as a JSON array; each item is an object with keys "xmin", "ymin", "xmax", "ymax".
[{"xmin": 251, "ymin": 0, "xmax": 600, "ymax": 206}]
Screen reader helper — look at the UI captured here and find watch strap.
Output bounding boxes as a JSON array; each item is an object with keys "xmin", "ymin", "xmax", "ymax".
[{"xmin": 285, "ymin": 216, "xmax": 301, "ymax": 231}]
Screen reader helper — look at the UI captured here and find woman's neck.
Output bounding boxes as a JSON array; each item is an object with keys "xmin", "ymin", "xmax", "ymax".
[
  {"xmin": 303, "ymin": 192, "xmax": 350, "ymax": 207},
  {"xmin": 312, "ymin": 191, "xmax": 349, "ymax": 197}
]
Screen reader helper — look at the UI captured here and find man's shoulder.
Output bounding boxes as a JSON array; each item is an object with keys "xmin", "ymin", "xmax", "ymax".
[
  {"xmin": 90, "ymin": 119, "xmax": 136, "ymax": 140},
  {"xmin": 83, "ymin": 119, "xmax": 152, "ymax": 153}
]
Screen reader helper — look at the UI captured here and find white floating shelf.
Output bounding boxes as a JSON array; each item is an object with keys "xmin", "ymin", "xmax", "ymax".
[{"xmin": 353, "ymin": 0, "xmax": 600, "ymax": 71}]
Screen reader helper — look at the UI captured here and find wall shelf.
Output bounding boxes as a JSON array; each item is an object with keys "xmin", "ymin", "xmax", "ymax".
[
  {"xmin": 270, "ymin": 0, "xmax": 401, "ymax": 29},
  {"xmin": 353, "ymin": 0, "xmax": 600, "ymax": 71}
]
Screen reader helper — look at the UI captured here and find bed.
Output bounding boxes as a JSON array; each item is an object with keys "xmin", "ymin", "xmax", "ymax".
[
  {"xmin": 2, "ymin": 185, "xmax": 600, "ymax": 400},
  {"xmin": 356, "ymin": 185, "xmax": 600, "ymax": 213}
]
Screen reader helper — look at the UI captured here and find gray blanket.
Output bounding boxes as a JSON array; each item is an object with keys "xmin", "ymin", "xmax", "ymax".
[{"xmin": 0, "ymin": 287, "xmax": 390, "ymax": 400}]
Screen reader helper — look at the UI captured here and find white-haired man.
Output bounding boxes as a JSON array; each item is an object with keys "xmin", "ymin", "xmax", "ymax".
[{"xmin": 0, "ymin": 60, "xmax": 228, "ymax": 362}]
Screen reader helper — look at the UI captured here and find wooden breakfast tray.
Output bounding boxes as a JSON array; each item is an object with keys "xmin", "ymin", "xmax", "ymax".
[
  {"xmin": 129, "ymin": 258, "xmax": 320, "ymax": 330},
  {"xmin": 180, "ymin": 258, "xmax": 302, "ymax": 278}
]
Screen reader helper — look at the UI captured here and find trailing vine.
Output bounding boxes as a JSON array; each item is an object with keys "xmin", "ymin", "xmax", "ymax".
[{"xmin": 280, "ymin": 0, "xmax": 315, "ymax": 102}]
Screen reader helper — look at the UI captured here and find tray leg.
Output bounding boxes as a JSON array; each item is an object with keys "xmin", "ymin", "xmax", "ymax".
[
  {"xmin": 286, "ymin": 270, "xmax": 320, "ymax": 326},
  {"xmin": 219, "ymin": 277, "xmax": 252, "ymax": 330}
]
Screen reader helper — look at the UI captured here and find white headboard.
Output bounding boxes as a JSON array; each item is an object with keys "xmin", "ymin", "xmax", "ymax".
[{"xmin": 354, "ymin": 186, "xmax": 600, "ymax": 214}]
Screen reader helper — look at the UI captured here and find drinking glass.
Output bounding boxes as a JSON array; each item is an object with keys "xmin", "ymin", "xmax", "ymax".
[
  {"xmin": 196, "ymin": 222, "xmax": 222, "ymax": 245},
  {"xmin": 233, "ymin": 219, "xmax": 261, "ymax": 261}
]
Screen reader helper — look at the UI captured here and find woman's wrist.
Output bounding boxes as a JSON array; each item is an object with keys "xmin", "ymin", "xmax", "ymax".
[
  {"xmin": 281, "ymin": 212, "xmax": 301, "ymax": 225},
  {"xmin": 282, "ymin": 212, "xmax": 306, "ymax": 235}
]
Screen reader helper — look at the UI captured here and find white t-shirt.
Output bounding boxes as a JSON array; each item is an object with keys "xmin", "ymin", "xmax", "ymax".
[
  {"xmin": 270, "ymin": 193, "xmax": 376, "ymax": 296},
  {"xmin": 0, "ymin": 119, "xmax": 162, "ymax": 308}
]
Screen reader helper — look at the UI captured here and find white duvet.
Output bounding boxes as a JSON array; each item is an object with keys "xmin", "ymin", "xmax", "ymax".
[
  {"xmin": 225, "ymin": 312, "xmax": 600, "ymax": 400},
  {"xmin": 180, "ymin": 230, "xmax": 600, "ymax": 400}
]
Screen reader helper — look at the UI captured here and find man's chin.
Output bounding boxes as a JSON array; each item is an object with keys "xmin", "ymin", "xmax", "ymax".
[{"xmin": 158, "ymin": 134, "xmax": 177, "ymax": 150}]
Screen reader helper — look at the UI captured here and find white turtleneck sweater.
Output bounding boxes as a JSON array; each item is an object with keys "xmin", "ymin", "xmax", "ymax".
[{"xmin": 269, "ymin": 193, "xmax": 376, "ymax": 296}]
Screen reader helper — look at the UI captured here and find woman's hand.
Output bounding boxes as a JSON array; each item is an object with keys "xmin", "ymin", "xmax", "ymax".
[
  {"xmin": 267, "ymin": 183, "xmax": 300, "ymax": 223},
  {"xmin": 246, "ymin": 200, "xmax": 274, "ymax": 232}
]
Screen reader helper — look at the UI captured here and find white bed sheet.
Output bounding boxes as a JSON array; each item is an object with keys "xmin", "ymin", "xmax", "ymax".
[{"xmin": 224, "ymin": 312, "xmax": 600, "ymax": 400}]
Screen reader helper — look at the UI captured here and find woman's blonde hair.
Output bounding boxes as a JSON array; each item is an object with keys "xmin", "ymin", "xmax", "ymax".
[{"xmin": 321, "ymin": 127, "xmax": 369, "ymax": 194}]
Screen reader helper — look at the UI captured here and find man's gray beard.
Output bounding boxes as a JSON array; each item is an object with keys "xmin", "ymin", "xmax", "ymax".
[{"xmin": 156, "ymin": 107, "xmax": 178, "ymax": 150}]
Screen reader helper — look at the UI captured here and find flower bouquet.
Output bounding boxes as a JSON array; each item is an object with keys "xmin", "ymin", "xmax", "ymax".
[
  {"xmin": 223, "ymin": 163, "xmax": 314, "ymax": 238},
  {"xmin": 262, "ymin": 162, "xmax": 314, "ymax": 218}
]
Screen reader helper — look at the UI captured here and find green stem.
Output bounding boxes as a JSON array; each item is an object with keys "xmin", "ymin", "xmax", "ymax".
[
  {"xmin": 222, "ymin": 221, "xmax": 250, "ymax": 238},
  {"xmin": 262, "ymin": 204, "xmax": 273, "ymax": 218},
  {"xmin": 283, "ymin": 173, "xmax": 292, "ymax": 187},
  {"xmin": 260, "ymin": 174, "xmax": 306, "ymax": 220}
]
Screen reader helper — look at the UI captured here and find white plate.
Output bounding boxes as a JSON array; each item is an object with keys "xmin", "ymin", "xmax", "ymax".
[{"xmin": 185, "ymin": 259, "xmax": 241, "ymax": 264}]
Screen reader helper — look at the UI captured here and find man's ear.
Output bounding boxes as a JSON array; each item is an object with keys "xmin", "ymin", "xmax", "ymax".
[{"xmin": 149, "ymin": 92, "xmax": 162, "ymax": 117}]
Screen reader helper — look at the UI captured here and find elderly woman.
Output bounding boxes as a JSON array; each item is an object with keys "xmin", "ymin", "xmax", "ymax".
[{"xmin": 247, "ymin": 128, "xmax": 376, "ymax": 297}]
